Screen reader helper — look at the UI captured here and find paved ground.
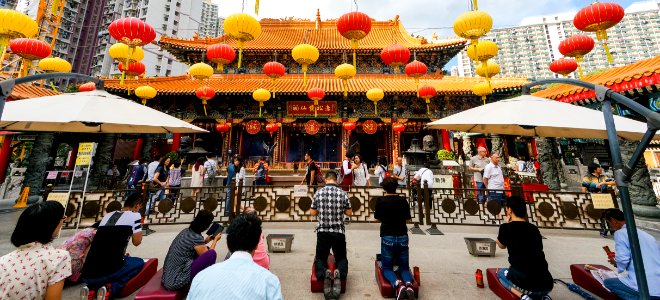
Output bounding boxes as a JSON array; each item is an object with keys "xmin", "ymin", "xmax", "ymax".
[{"xmin": 5, "ymin": 208, "xmax": 657, "ymax": 300}]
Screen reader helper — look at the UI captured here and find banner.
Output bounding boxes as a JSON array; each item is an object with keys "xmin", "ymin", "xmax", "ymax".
[
  {"xmin": 591, "ymin": 193, "xmax": 615, "ymax": 209},
  {"xmin": 287, "ymin": 101, "xmax": 337, "ymax": 116},
  {"xmin": 47, "ymin": 192, "xmax": 69, "ymax": 207},
  {"xmin": 293, "ymin": 185, "xmax": 308, "ymax": 197}
]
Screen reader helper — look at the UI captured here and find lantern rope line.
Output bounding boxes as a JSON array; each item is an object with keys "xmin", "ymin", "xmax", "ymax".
[
  {"xmin": 472, "ymin": 0, "xmax": 479, "ymax": 10},
  {"xmin": 255, "ymin": 0, "xmax": 260, "ymax": 15}
]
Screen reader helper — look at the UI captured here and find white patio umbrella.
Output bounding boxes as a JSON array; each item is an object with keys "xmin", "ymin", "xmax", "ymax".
[
  {"xmin": 0, "ymin": 89, "xmax": 206, "ymax": 133},
  {"xmin": 426, "ymin": 95, "xmax": 655, "ymax": 140}
]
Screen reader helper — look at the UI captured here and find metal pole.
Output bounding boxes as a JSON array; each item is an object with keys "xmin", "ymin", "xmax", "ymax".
[{"xmin": 601, "ymin": 99, "xmax": 650, "ymax": 300}]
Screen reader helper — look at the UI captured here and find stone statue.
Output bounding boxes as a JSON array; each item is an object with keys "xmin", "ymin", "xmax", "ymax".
[
  {"xmin": 619, "ymin": 140, "xmax": 660, "ymax": 219},
  {"xmin": 422, "ymin": 135, "xmax": 437, "ymax": 152}
]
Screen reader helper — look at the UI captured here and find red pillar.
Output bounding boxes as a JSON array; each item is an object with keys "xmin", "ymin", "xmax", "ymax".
[
  {"xmin": 171, "ymin": 133, "xmax": 181, "ymax": 152},
  {"xmin": 67, "ymin": 144, "xmax": 78, "ymax": 170},
  {"xmin": 475, "ymin": 137, "xmax": 488, "ymax": 154},
  {"xmin": 531, "ymin": 138, "xmax": 539, "ymax": 157},
  {"xmin": 0, "ymin": 136, "xmax": 12, "ymax": 182},
  {"xmin": 133, "ymin": 138, "xmax": 144, "ymax": 160},
  {"xmin": 441, "ymin": 130, "xmax": 451, "ymax": 150}
]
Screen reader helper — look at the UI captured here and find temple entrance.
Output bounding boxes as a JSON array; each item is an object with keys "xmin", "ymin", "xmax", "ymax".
[{"xmin": 284, "ymin": 121, "xmax": 340, "ymax": 163}]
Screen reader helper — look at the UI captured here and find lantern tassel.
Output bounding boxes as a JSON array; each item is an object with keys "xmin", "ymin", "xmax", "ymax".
[
  {"xmin": 353, "ymin": 50, "xmax": 357, "ymax": 69},
  {"xmin": 142, "ymin": 99, "xmax": 147, "ymax": 105},
  {"xmin": 314, "ymin": 100, "xmax": 318, "ymax": 117},
  {"xmin": 49, "ymin": 81, "xmax": 57, "ymax": 92},
  {"xmin": 426, "ymin": 103, "xmax": 430, "ymax": 114},
  {"xmin": 351, "ymin": 39, "xmax": 358, "ymax": 68},
  {"xmin": 416, "ymin": 79, "xmax": 420, "ymax": 97},
  {"xmin": 302, "ymin": 65, "xmax": 308, "ymax": 87},
  {"xmin": 343, "ymin": 81, "xmax": 348, "ymax": 98},
  {"xmin": 603, "ymin": 41, "xmax": 613, "ymax": 64},
  {"xmin": 271, "ymin": 78, "xmax": 276, "ymax": 98},
  {"xmin": 120, "ymin": 71, "xmax": 126, "ymax": 85},
  {"xmin": 482, "ymin": 96, "xmax": 486, "ymax": 105},
  {"xmin": 255, "ymin": 0, "xmax": 260, "ymax": 14},
  {"xmin": 374, "ymin": 103, "xmax": 378, "ymax": 115},
  {"xmin": 259, "ymin": 104, "xmax": 263, "ymax": 117},
  {"xmin": 577, "ymin": 63, "xmax": 583, "ymax": 78},
  {"xmin": 238, "ymin": 41, "xmax": 244, "ymax": 68},
  {"xmin": 203, "ymin": 105, "xmax": 208, "ymax": 116}
]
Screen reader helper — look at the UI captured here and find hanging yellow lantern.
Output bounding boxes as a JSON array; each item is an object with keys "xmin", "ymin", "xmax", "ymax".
[
  {"xmin": 475, "ymin": 60, "xmax": 500, "ymax": 80},
  {"xmin": 109, "ymin": 43, "xmax": 144, "ymax": 62},
  {"xmin": 334, "ymin": 63, "xmax": 356, "ymax": 98},
  {"xmin": 38, "ymin": 57, "xmax": 72, "ymax": 73},
  {"xmin": 466, "ymin": 40, "xmax": 498, "ymax": 62},
  {"xmin": 472, "ymin": 82, "xmax": 492, "ymax": 105},
  {"xmin": 135, "ymin": 86, "xmax": 157, "ymax": 105},
  {"xmin": 188, "ymin": 62, "xmax": 214, "ymax": 81},
  {"xmin": 292, "ymin": 43, "xmax": 319, "ymax": 86},
  {"xmin": 366, "ymin": 88, "xmax": 384, "ymax": 115},
  {"xmin": 453, "ymin": 10, "xmax": 492, "ymax": 44},
  {"xmin": 252, "ymin": 88, "xmax": 271, "ymax": 117},
  {"xmin": 0, "ymin": 9, "xmax": 38, "ymax": 59},
  {"xmin": 223, "ymin": 13, "xmax": 261, "ymax": 68}
]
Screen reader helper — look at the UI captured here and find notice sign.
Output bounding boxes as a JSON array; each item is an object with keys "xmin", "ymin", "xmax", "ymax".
[
  {"xmin": 293, "ymin": 185, "xmax": 308, "ymax": 197},
  {"xmin": 46, "ymin": 171, "xmax": 58, "ymax": 180},
  {"xmin": 433, "ymin": 175, "xmax": 453, "ymax": 189},
  {"xmin": 75, "ymin": 142, "xmax": 96, "ymax": 166},
  {"xmin": 270, "ymin": 238, "xmax": 287, "ymax": 251},
  {"xmin": 591, "ymin": 193, "xmax": 615, "ymax": 209},
  {"xmin": 476, "ymin": 242, "xmax": 491, "ymax": 253},
  {"xmin": 47, "ymin": 192, "xmax": 69, "ymax": 207}
]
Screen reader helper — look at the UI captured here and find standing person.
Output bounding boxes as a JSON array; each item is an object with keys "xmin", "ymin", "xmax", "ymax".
[
  {"xmin": 468, "ymin": 147, "xmax": 491, "ymax": 203},
  {"xmin": 253, "ymin": 158, "xmax": 269, "ymax": 186},
  {"xmin": 392, "ymin": 157, "xmax": 407, "ymax": 187},
  {"xmin": 496, "ymin": 196, "xmax": 553, "ymax": 299},
  {"xmin": 581, "ymin": 162, "xmax": 617, "ymax": 238},
  {"xmin": 168, "ymin": 160, "xmax": 184, "ymax": 202},
  {"xmin": 236, "ymin": 160, "xmax": 247, "ymax": 197},
  {"xmin": 146, "ymin": 155, "xmax": 161, "ymax": 182},
  {"xmin": 602, "ymin": 209, "xmax": 660, "ymax": 300},
  {"xmin": 106, "ymin": 164, "xmax": 120, "ymax": 176},
  {"xmin": 190, "ymin": 157, "xmax": 206, "ymax": 199},
  {"xmin": 374, "ymin": 157, "xmax": 389, "ymax": 185},
  {"xmin": 204, "ymin": 154, "xmax": 218, "ymax": 186},
  {"xmin": 225, "ymin": 157, "xmax": 242, "ymax": 216},
  {"xmin": 0, "ymin": 201, "xmax": 70, "ymax": 300},
  {"xmin": 162, "ymin": 210, "xmax": 222, "ymax": 291},
  {"xmin": 483, "ymin": 152, "xmax": 506, "ymax": 205},
  {"xmin": 311, "ymin": 171, "xmax": 353, "ymax": 299},
  {"xmin": 375, "ymin": 177, "xmax": 416, "ymax": 300},
  {"xmin": 127, "ymin": 158, "xmax": 147, "ymax": 191},
  {"xmin": 351, "ymin": 154, "xmax": 370, "ymax": 187},
  {"xmin": 302, "ymin": 151, "xmax": 319, "ymax": 187},
  {"xmin": 339, "ymin": 151, "xmax": 356, "ymax": 191},
  {"xmin": 188, "ymin": 214, "xmax": 283, "ymax": 300},
  {"xmin": 413, "ymin": 162, "xmax": 434, "ymax": 189},
  {"xmin": 149, "ymin": 157, "xmax": 171, "ymax": 213}
]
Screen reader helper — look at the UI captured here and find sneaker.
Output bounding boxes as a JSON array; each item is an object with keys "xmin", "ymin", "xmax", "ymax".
[
  {"xmin": 323, "ymin": 270, "xmax": 333, "ymax": 300},
  {"xmin": 521, "ymin": 295, "xmax": 531, "ymax": 300},
  {"xmin": 332, "ymin": 269, "xmax": 342, "ymax": 297},
  {"xmin": 81, "ymin": 286, "xmax": 93, "ymax": 300},
  {"xmin": 406, "ymin": 287, "xmax": 416, "ymax": 300},
  {"xmin": 600, "ymin": 231, "xmax": 608, "ymax": 238},
  {"xmin": 395, "ymin": 285, "xmax": 407, "ymax": 300}
]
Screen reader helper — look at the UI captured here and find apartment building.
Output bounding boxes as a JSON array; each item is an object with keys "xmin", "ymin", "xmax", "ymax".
[{"xmin": 199, "ymin": 0, "xmax": 221, "ymax": 38}]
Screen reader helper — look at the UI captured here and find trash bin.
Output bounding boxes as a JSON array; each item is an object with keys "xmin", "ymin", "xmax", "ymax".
[
  {"xmin": 266, "ymin": 234, "xmax": 295, "ymax": 253},
  {"xmin": 464, "ymin": 237, "xmax": 496, "ymax": 257}
]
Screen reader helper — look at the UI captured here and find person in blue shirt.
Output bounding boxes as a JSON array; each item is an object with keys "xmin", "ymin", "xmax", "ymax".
[
  {"xmin": 126, "ymin": 158, "xmax": 147, "ymax": 191},
  {"xmin": 225, "ymin": 157, "xmax": 242, "ymax": 217},
  {"xmin": 603, "ymin": 209, "xmax": 660, "ymax": 300},
  {"xmin": 188, "ymin": 213, "xmax": 282, "ymax": 300}
]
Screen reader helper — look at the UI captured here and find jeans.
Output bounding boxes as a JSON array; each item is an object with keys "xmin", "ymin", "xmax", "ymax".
[
  {"xmin": 315, "ymin": 232, "xmax": 348, "ymax": 280},
  {"xmin": 489, "ymin": 191, "xmax": 507, "ymax": 206},
  {"xmin": 84, "ymin": 256, "xmax": 145, "ymax": 294},
  {"xmin": 603, "ymin": 278, "xmax": 660, "ymax": 300},
  {"xmin": 381, "ymin": 236, "xmax": 413, "ymax": 288},
  {"xmin": 146, "ymin": 188, "xmax": 166, "ymax": 213},
  {"xmin": 496, "ymin": 268, "xmax": 550, "ymax": 298},
  {"xmin": 254, "ymin": 178, "xmax": 266, "ymax": 186},
  {"xmin": 476, "ymin": 181, "xmax": 486, "ymax": 203},
  {"xmin": 225, "ymin": 187, "xmax": 232, "ymax": 216}
]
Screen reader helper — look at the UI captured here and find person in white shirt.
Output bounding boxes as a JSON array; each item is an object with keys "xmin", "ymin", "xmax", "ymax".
[
  {"xmin": 374, "ymin": 157, "xmax": 388, "ymax": 185},
  {"xmin": 468, "ymin": 147, "xmax": 490, "ymax": 203},
  {"xmin": 483, "ymin": 152, "xmax": 506, "ymax": 205},
  {"xmin": 392, "ymin": 157, "xmax": 407, "ymax": 187},
  {"xmin": 413, "ymin": 162, "xmax": 434, "ymax": 189},
  {"xmin": 146, "ymin": 155, "xmax": 161, "ymax": 181}
]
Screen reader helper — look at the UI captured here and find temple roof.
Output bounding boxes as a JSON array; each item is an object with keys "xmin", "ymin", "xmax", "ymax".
[
  {"xmin": 104, "ymin": 74, "xmax": 528, "ymax": 96},
  {"xmin": 158, "ymin": 17, "xmax": 466, "ymax": 53},
  {"xmin": 8, "ymin": 84, "xmax": 61, "ymax": 100},
  {"xmin": 534, "ymin": 56, "xmax": 660, "ymax": 104}
]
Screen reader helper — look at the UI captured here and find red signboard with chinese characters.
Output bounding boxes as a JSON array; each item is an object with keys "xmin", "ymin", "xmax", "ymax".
[
  {"xmin": 245, "ymin": 120, "xmax": 261, "ymax": 134},
  {"xmin": 362, "ymin": 120, "xmax": 378, "ymax": 134},
  {"xmin": 287, "ymin": 101, "xmax": 337, "ymax": 116},
  {"xmin": 304, "ymin": 120, "xmax": 320, "ymax": 135}
]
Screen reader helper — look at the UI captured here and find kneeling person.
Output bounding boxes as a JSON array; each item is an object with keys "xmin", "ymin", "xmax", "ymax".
[{"xmin": 496, "ymin": 196, "xmax": 553, "ymax": 299}]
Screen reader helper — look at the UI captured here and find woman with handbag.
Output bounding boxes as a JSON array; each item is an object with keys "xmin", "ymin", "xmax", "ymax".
[{"xmin": 351, "ymin": 154, "xmax": 370, "ymax": 187}]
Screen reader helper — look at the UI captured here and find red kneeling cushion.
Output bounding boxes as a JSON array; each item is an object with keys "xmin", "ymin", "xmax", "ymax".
[
  {"xmin": 116, "ymin": 258, "xmax": 158, "ymax": 298},
  {"xmin": 374, "ymin": 259, "xmax": 419, "ymax": 298},
  {"xmin": 135, "ymin": 269, "xmax": 187, "ymax": 300},
  {"xmin": 570, "ymin": 264, "xmax": 618, "ymax": 300},
  {"xmin": 310, "ymin": 254, "xmax": 346, "ymax": 293},
  {"xmin": 486, "ymin": 268, "xmax": 518, "ymax": 300}
]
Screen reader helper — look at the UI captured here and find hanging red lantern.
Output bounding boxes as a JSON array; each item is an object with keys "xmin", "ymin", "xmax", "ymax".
[
  {"xmin": 380, "ymin": 44, "xmax": 410, "ymax": 68},
  {"xmin": 418, "ymin": 85, "xmax": 437, "ymax": 114},
  {"xmin": 558, "ymin": 35, "xmax": 594, "ymax": 78},
  {"xmin": 266, "ymin": 123, "xmax": 279, "ymax": 137},
  {"xmin": 108, "ymin": 17, "xmax": 156, "ymax": 47},
  {"xmin": 118, "ymin": 61, "xmax": 146, "ymax": 77},
  {"xmin": 307, "ymin": 87, "xmax": 325, "ymax": 117},
  {"xmin": 343, "ymin": 121, "xmax": 356, "ymax": 135},
  {"xmin": 573, "ymin": 2, "xmax": 624, "ymax": 63},
  {"xmin": 263, "ymin": 61, "xmax": 285, "ymax": 97},
  {"xmin": 195, "ymin": 85, "xmax": 215, "ymax": 116},
  {"xmin": 206, "ymin": 43, "xmax": 236, "ymax": 72},
  {"xmin": 215, "ymin": 123, "xmax": 231, "ymax": 137},
  {"xmin": 392, "ymin": 123, "xmax": 406, "ymax": 134},
  {"xmin": 9, "ymin": 38, "xmax": 52, "ymax": 77},
  {"xmin": 549, "ymin": 58, "xmax": 578, "ymax": 77},
  {"xmin": 405, "ymin": 60, "xmax": 428, "ymax": 96},
  {"xmin": 336, "ymin": 11, "xmax": 372, "ymax": 68},
  {"xmin": 78, "ymin": 82, "xmax": 96, "ymax": 92}
]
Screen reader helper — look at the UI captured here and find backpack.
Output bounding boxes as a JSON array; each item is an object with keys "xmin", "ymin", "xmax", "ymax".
[
  {"xmin": 311, "ymin": 161, "xmax": 325, "ymax": 184},
  {"xmin": 255, "ymin": 162, "xmax": 266, "ymax": 179},
  {"xmin": 205, "ymin": 160, "xmax": 216, "ymax": 178},
  {"xmin": 379, "ymin": 164, "xmax": 390, "ymax": 181}
]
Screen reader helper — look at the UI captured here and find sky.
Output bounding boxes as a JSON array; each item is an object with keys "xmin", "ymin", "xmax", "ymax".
[{"xmin": 211, "ymin": 0, "xmax": 647, "ymax": 68}]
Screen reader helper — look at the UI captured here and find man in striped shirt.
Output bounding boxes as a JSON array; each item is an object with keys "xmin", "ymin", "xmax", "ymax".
[{"xmin": 188, "ymin": 214, "xmax": 282, "ymax": 300}]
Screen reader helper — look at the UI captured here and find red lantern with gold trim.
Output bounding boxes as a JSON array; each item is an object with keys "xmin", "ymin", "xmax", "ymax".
[
  {"xmin": 307, "ymin": 88, "xmax": 325, "ymax": 117},
  {"xmin": 216, "ymin": 123, "xmax": 231, "ymax": 137},
  {"xmin": 108, "ymin": 17, "xmax": 156, "ymax": 47},
  {"xmin": 206, "ymin": 43, "xmax": 236, "ymax": 72},
  {"xmin": 573, "ymin": 2, "xmax": 624, "ymax": 63},
  {"xmin": 118, "ymin": 61, "xmax": 146, "ymax": 77},
  {"xmin": 78, "ymin": 82, "xmax": 96, "ymax": 92},
  {"xmin": 559, "ymin": 35, "xmax": 594, "ymax": 78},
  {"xmin": 405, "ymin": 60, "xmax": 428, "ymax": 96},
  {"xmin": 195, "ymin": 85, "xmax": 215, "ymax": 116},
  {"xmin": 418, "ymin": 85, "xmax": 437, "ymax": 114},
  {"xmin": 9, "ymin": 38, "xmax": 52, "ymax": 77},
  {"xmin": 343, "ymin": 121, "xmax": 356, "ymax": 135},
  {"xmin": 549, "ymin": 59, "xmax": 578, "ymax": 77},
  {"xmin": 263, "ymin": 61, "xmax": 285, "ymax": 97},
  {"xmin": 381, "ymin": 44, "xmax": 410, "ymax": 68},
  {"xmin": 266, "ymin": 123, "xmax": 279, "ymax": 137},
  {"xmin": 392, "ymin": 123, "xmax": 406, "ymax": 134},
  {"xmin": 336, "ymin": 11, "xmax": 372, "ymax": 68}
]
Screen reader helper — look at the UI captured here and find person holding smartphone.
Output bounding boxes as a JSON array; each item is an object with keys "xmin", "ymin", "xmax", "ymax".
[{"xmin": 162, "ymin": 210, "xmax": 222, "ymax": 291}]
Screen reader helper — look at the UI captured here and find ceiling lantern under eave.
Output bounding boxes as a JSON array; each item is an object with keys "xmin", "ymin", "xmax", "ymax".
[
  {"xmin": 549, "ymin": 58, "xmax": 578, "ymax": 77},
  {"xmin": 0, "ymin": 9, "xmax": 38, "ymax": 60},
  {"xmin": 215, "ymin": 123, "xmax": 231, "ymax": 137},
  {"xmin": 336, "ymin": 11, "xmax": 372, "ymax": 69},
  {"xmin": 263, "ymin": 61, "xmax": 285, "ymax": 97},
  {"xmin": 135, "ymin": 85, "xmax": 157, "ymax": 105},
  {"xmin": 9, "ymin": 38, "xmax": 52, "ymax": 77},
  {"xmin": 573, "ymin": 2, "xmax": 624, "ymax": 63},
  {"xmin": 343, "ymin": 121, "xmax": 356, "ymax": 135},
  {"xmin": 223, "ymin": 13, "xmax": 261, "ymax": 68},
  {"xmin": 195, "ymin": 85, "xmax": 215, "ymax": 116},
  {"xmin": 307, "ymin": 88, "xmax": 325, "ymax": 117},
  {"xmin": 558, "ymin": 35, "xmax": 594, "ymax": 78},
  {"xmin": 292, "ymin": 43, "xmax": 319, "ymax": 86},
  {"xmin": 366, "ymin": 88, "xmax": 384, "ymax": 115},
  {"xmin": 405, "ymin": 60, "xmax": 427, "ymax": 96},
  {"xmin": 380, "ymin": 44, "xmax": 410, "ymax": 70},
  {"xmin": 206, "ymin": 43, "xmax": 236, "ymax": 72},
  {"xmin": 418, "ymin": 85, "xmax": 437, "ymax": 114},
  {"xmin": 265, "ymin": 123, "xmax": 279, "ymax": 137},
  {"xmin": 253, "ymin": 88, "xmax": 271, "ymax": 117},
  {"xmin": 335, "ymin": 63, "xmax": 356, "ymax": 98}
]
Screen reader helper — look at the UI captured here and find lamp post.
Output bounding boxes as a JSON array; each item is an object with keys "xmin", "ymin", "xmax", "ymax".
[{"xmin": 523, "ymin": 78, "xmax": 659, "ymax": 300}]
